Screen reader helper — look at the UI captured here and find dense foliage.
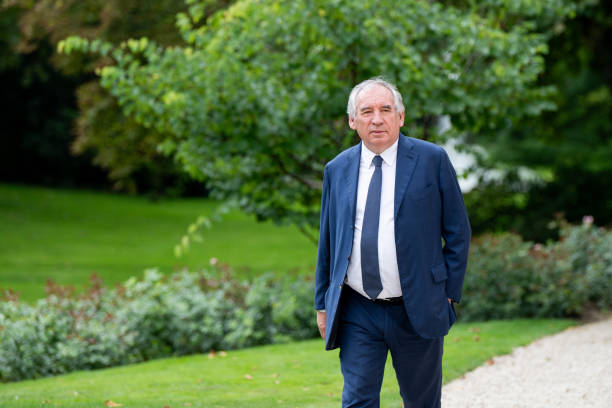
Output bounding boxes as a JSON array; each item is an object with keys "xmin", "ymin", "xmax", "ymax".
[
  {"xmin": 460, "ymin": 218, "xmax": 612, "ymax": 320},
  {"xmin": 59, "ymin": 0, "xmax": 586, "ymax": 235},
  {"xmin": 0, "ymin": 0, "xmax": 232, "ymax": 194},
  {"xmin": 0, "ymin": 268, "xmax": 316, "ymax": 382},
  {"xmin": 464, "ymin": 0, "xmax": 612, "ymax": 241},
  {"xmin": 3, "ymin": 0, "xmax": 610, "ymax": 239},
  {"xmin": 2, "ymin": 220, "xmax": 610, "ymax": 382}
]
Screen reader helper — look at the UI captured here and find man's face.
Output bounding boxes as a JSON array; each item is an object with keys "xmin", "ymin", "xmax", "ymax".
[{"xmin": 349, "ymin": 85, "xmax": 404, "ymax": 154}]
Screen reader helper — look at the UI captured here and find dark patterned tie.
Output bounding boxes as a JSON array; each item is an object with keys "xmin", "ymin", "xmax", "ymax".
[{"xmin": 361, "ymin": 155, "xmax": 383, "ymax": 299}]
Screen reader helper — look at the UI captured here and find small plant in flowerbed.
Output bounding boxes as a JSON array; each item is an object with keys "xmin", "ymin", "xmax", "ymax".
[
  {"xmin": 0, "ymin": 265, "xmax": 317, "ymax": 382},
  {"xmin": 459, "ymin": 217, "xmax": 612, "ymax": 321}
]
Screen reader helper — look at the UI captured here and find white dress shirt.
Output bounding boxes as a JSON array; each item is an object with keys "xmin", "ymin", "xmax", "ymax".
[{"xmin": 345, "ymin": 139, "xmax": 402, "ymax": 299}]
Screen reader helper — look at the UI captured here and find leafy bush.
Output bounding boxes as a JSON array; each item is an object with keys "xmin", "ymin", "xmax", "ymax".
[
  {"xmin": 0, "ymin": 268, "xmax": 316, "ymax": 382},
  {"xmin": 555, "ymin": 218, "xmax": 612, "ymax": 310},
  {"xmin": 1, "ymin": 220, "xmax": 610, "ymax": 382},
  {"xmin": 460, "ymin": 218, "xmax": 612, "ymax": 320}
]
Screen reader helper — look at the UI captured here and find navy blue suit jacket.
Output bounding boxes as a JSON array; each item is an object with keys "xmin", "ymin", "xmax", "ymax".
[{"xmin": 314, "ymin": 134, "xmax": 471, "ymax": 350}]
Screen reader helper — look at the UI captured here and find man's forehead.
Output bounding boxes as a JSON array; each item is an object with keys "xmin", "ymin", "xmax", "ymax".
[{"xmin": 356, "ymin": 85, "xmax": 394, "ymax": 108}]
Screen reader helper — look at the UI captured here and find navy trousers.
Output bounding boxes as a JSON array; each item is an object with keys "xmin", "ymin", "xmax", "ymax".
[{"xmin": 338, "ymin": 286, "xmax": 443, "ymax": 408}]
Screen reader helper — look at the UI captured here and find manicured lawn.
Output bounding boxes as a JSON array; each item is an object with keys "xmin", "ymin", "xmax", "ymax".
[
  {"xmin": 0, "ymin": 319, "xmax": 574, "ymax": 407},
  {"xmin": 0, "ymin": 183, "xmax": 315, "ymax": 301}
]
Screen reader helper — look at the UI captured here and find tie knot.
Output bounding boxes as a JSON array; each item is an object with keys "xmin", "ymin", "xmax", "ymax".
[{"xmin": 372, "ymin": 155, "xmax": 383, "ymax": 168}]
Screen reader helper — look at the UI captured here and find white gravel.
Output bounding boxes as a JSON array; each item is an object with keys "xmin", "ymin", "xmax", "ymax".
[{"xmin": 442, "ymin": 318, "xmax": 612, "ymax": 408}]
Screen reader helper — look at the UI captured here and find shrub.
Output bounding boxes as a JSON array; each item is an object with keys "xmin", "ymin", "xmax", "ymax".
[
  {"xmin": 1, "ymin": 220, "xmax": 610, "ymax": 382},
  {"xmin": 0, "ymin": 268, "xmax": 316, "ymax": 382},
  {"xmin": 460, "ymin": 219, "xmax": 612, "ymax": 320}
]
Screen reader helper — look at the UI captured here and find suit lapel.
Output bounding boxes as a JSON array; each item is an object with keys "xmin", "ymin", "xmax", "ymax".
[
  {"xmin": 342, "ymin": 143, "xmax": 361, "ymax": 225},
  {"xmin": 394, "ymin": 135, "xmax": 418, "ymax": 218}
]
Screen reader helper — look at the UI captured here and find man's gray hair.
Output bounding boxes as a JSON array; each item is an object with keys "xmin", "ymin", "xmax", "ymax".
[{"xmin": 346, "ymin": 77, "xmax": 405, "ymax": 119}]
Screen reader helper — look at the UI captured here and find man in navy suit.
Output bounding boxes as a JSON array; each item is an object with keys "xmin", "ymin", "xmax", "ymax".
[{"xmin": 314, "ymin": 77, "xmax": 471, "ymax": 407}]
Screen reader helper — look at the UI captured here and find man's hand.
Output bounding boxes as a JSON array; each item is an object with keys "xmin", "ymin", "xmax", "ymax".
[
  {"xmin": 316, "ymin": 310, "xmax": 326, "ymax": 339},
  {"xmin": 448, "ymin": 298, "xmax": 452, "ymax": 304}
]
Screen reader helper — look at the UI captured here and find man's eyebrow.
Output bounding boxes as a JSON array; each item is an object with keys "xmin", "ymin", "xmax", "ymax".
[{"xmin": 359, "ymin": 104, "xmax": 393, "ymax": 112}]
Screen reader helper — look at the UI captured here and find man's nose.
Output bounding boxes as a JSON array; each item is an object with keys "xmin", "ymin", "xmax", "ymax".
[{"xmin": 372, "ymin": 111, "xmax": 383, "ymax": 124}]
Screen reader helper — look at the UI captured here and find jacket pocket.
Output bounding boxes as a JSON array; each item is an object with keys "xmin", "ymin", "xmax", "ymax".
[
  {"xmin": 448, "ymin": 300, "xmax": 457, "ymax": 326},
  {"xmin": 431, "ymin": 263, "xmax": 448, "ymax": 283}
]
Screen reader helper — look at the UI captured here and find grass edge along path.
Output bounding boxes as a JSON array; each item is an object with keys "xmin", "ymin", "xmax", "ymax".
[{"xmin": 0, "ymin": 319, "xmax": 575, "ymax": 408}]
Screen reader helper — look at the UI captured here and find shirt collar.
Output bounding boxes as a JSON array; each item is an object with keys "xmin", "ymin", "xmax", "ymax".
[{"xmin": 361, "ymin": 137, "xmax": 399, "ymax": 167}]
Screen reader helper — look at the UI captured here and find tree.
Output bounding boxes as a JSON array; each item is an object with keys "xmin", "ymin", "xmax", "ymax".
[
  {"xmin": 60, "ymin": 0, "xmax": 584, "ymax": 238},
  {"xmin": 465, "ymin": 0, "xmax": 612, "ymax": 241},
  {"xmin": 1, "ymin": 0, "xmax": 232, "ymax": 193}
]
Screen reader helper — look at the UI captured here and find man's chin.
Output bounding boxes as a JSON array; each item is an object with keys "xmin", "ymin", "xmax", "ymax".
[{"xmin": 365, "ymin": 140, "xmax": 394, "ymax": 154}]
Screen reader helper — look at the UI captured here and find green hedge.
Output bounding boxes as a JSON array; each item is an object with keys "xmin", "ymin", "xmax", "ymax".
[
  {"xmin": 0, "ymin": 269, "xmax": 316, "ymax": 382},
  {"xmin": 459, "ymin": 219, "xmax": 612, "ymax": 320},
  {"xmin": 1, "ymin": 221, "xmax": 610, "ymax": 382}
]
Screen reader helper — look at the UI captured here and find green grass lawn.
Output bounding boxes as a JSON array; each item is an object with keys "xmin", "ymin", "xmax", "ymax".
[
  {"xmin": 0, "ymin": 319, "xmax": 574, "ymax": 407},
  {"xmin": 0, "ymin": 183, "xmax": 315, "ymax": 301}
]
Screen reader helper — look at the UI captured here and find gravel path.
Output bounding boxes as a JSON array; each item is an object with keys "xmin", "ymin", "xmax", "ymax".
[{"xmin": 441, "ymin": 318, "xmax": 612, "ymax": 407}]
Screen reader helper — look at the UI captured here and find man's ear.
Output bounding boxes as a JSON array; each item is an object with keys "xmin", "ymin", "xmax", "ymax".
[
  {"xmin": 398, "ymin": 111, "xmax": 405, "ymax": 127},
  {"xmin": 348, "ymin": 116, "xmax": 356, "ymax": 130}
]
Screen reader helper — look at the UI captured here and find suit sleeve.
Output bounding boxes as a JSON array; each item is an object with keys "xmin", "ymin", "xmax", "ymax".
[
  {"xmin": 314, "ymin": 166, "xmax": 331, "ymax": 310},
  {"xmin": 438, "ymin": 148, "xmax": 471, "ymax": 303}
]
